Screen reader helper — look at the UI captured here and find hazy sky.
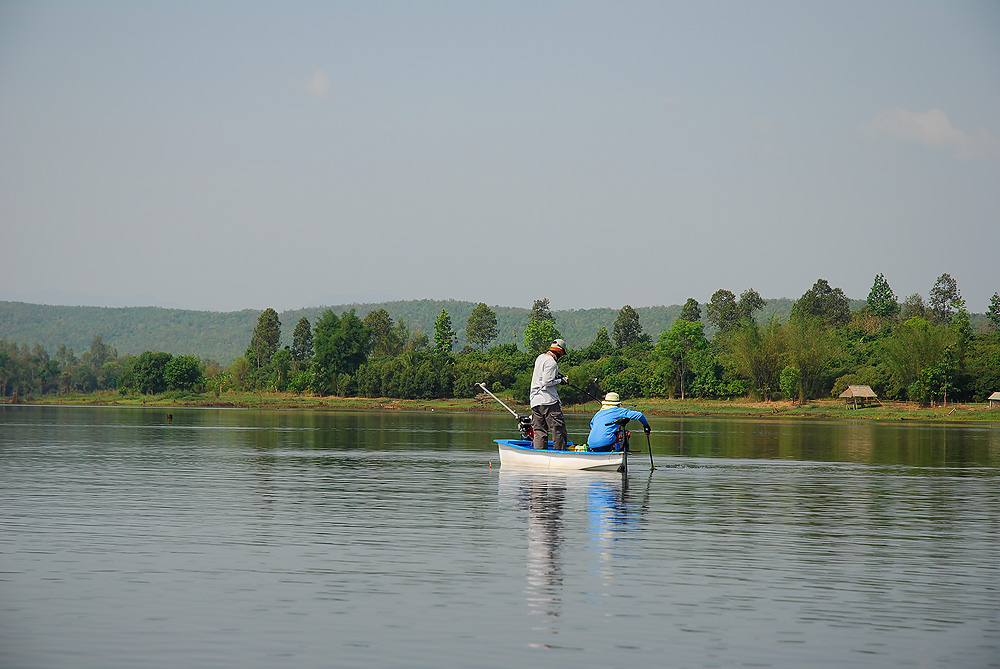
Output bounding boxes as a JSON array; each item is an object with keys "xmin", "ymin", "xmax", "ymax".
[{"xmin": 2, "ymin": 1, "xmax": 998, "ymax": 313}]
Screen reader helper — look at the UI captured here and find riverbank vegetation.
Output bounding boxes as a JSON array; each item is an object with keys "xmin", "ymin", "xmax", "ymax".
[{"xmin": 3, "ymin": 275, "xmax": 999, "ymax": 421}]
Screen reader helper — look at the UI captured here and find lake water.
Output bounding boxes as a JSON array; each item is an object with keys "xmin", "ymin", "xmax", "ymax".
[{"xmin": 2, "ymin": 405, "xmax": 998, "ymax": 668}]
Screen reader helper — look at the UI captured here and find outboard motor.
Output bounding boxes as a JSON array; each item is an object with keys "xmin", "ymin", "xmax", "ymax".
[{"xmin": 517, "ymin": 414, "xmax": 534, "ymax": 440}]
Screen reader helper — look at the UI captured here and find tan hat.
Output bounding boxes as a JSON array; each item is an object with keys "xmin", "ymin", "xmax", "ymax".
[
  {"xmin": 601, "ymin": 392, "xmax": 621, "ymax": 409},
  {"xmin": 550, "ymin": 338, "xmax": 567, "ymax": 354}
]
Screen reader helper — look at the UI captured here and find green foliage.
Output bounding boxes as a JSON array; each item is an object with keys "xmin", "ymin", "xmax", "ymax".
[
  {"xmin": 785, "ymin": 316, "xmax": 839, "ymax": 402},
  {"xmin": 355, "ymin": 351, "xmax": 453, "ymax": 399},
  {"xmin": 466, "ymin": 303, "xmax": 499, "ymax": 353},
  {"xmin": 523, "ymin": 320, "xmax": 562, "ymax": 355},
  {"xmin": 901, "ymin": 293, "xmax": 926, "ymax": 320},
  {"xmin": 657, "ymin": 319, "xmax": 709, "ymax": 399},
  {"xmin": 530, "ymin": 298, "xmax": 555, "ymax": 323},
  {"xmin": 164, "ymin": 354, "xmax": 204, "ymax": 391},
  {"xmin": 433, "ymin": 309, "xmax": 456, "ymax": 354},
  {"xmin": 780, "ymin": 366, "xmax": 801, "ymax": 401},
  {"xmin": 612, "ymin": 305, "xmax": 644, "ymax": 348},
  {"xmin": 312, "ymin": 309, "xmax": 373, "ymax": 395},
  {"xmin": 679, "ymin": 298, "xmax": 702, "ymax": 322},
  {"xmin": 128, "ymin": 351, "xmax": 173, "ymax": 395},
  {"xmin": 246, "ymin": 308, "xmax": 281, "ymax": 369},
  {"xmin": 582, "ymin": 326, "xmax": 614, "ymax": 360},
  {"xmin": 706, "ymin": 288, "xmax": 766, "ymax": 336},
  {"xmin": 989, "ymin": 293, "xmax": 1000, "ymax": 330},
  {"xmin": 791, "ymin": 279, "xmax": 850, "ymax": 327},
  {"xmin": 879, "ymin": 317, "xmax": 951, "ymax": 400},
  {"xmin": 291, "ymin": 317, "xmax": 314, "ymax": 368},
  {"xmin": 867, "ymin": 273, "xmax": 900, "ymax": 320},
  {"xmin": 929, "ymin": 273, "xmax": 962, "ymax": 324},
  {"xmin": 724, "ymin": 318, "xmax": 786, "ymax": 400}
]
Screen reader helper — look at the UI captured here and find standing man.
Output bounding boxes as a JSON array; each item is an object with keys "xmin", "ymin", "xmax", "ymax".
[{"xmin": 530, "ymin": 338, "xmax": 570, "ymax": 450}]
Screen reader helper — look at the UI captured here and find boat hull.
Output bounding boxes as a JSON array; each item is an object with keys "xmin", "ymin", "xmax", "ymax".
[{"xmin": 495, "ymin": 439, "xmax": 624, "ymax": 472}]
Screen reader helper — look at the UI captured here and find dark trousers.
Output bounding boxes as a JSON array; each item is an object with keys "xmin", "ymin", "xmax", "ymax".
[{"xmin": 531, "ymin": 402, "xmax": 568, "ymax": 450}]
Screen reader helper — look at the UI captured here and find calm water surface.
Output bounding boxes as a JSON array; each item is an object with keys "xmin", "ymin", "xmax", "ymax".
[{"xmin": 1, "ymin": 405, "xmax": 998, "ymax": 668}]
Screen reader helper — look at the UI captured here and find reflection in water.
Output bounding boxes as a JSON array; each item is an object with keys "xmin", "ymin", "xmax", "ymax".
[
  {"xmin": 502, "ymin": 469, "xmax": 651, "ymax": 637},
  {"xmin": 516, "ymin": 475, "xmax": 565, "ymax": 632}
]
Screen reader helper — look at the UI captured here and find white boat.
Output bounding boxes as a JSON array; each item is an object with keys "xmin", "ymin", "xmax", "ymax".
[{"xmin": 495, "ymin": 439, "xmax": 625, "ymax": 472}]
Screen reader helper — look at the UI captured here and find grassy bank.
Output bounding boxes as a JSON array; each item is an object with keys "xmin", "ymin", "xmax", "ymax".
[{"xmin": 12, "ymin": 391, "xmax": 1000, "ymax": 422}]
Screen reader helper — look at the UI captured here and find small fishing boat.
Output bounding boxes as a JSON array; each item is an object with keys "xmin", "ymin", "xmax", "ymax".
[{"xmin": 495, "ymin": 439, "xmax": 625, "ymax": 471}]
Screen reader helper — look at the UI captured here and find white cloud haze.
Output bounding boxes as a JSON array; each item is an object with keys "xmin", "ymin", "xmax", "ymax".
[
  {"xmin": 861, "ymin": 107, "xmax": 1000, "ymax": 161},
  {"xmin": 304, "ymin": 69, "xmax": 330, "ymax": 99}
]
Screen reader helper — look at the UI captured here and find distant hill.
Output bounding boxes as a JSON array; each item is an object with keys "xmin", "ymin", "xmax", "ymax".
[{"xmin": 1, "ymin": 296, "xmax": 871, "ymax": 364}]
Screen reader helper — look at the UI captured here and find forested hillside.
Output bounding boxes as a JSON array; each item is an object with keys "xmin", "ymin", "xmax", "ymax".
[{"xmin": 0, "ymin": 298, "xmax": 805, "ymax": 363}]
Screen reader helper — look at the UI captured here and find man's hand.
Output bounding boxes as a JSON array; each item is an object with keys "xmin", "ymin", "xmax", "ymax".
[{"xmin": 643, "ymin": 424, "xmax": 651, "ymax": 435}]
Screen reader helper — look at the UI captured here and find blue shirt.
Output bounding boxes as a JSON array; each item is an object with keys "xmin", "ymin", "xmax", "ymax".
[{"xmin": 587, "ymin": 407, "xmax": 649, "ymax": 450}]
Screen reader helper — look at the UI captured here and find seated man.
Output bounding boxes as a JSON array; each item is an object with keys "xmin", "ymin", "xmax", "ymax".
[{"xmin": 587, "ymin": 392, "xmax": 650, "ymax": 452}]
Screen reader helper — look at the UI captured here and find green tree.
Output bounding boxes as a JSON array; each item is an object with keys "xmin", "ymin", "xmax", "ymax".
[
  {"xmin": 433, "ymin": 309, "xmax": 456, "ymax": 354},
  {"xmin": 291, "ymin": 317, "xmax": 314, "ymax": 369},
  {"xmin": 247, "ymin": 308, "xmax": 281, "ymax": 370},
  {"xmin": 363, "ymin": 308, "xmax": 400, "ymax": 357},
  {"xmin": 466, "ymin": 303, "xmax": 499, "ymax": 353},
  {"xmin": 271, "ymin": 348, "xmax": 292, "ymax": 391},
  {"xmin": 725, "ymin": 318, "xmax": 787, "ymax": 400},
  {"xmin": 530, "ymin": 298, "xmax": 555, "ymax": 323},
  {"xmin": 784, "ymin": 316, "xmax": 838, "ymax": 402},
  {"xmin": 706, "ymin": 289, "xmax": 739, "ymax": 334},
  {"xmin": 679, "ymin": 298, "xmax": 702, "ymax": 323},
  {"xmin": 130, "ymin": 351, "xmax": 173, "ymax": 395},
  {"xmin": 657, "ymin": 319, "xmax": 709, "ymax": 400},
  {"xmin": 583, "ymin": 326, "xmax": 614, "ymax": 359},
  {"xmin": 929, "ymin": 273, "xmax": 962, "ymax": 324},
  {"xmin": 779, "ymin": 365, "xmax": 801, "ymax": 402},
  {"xmin": 737, "ymin": 289, "xmax": 766, "ymax": 320},
  {"xmin": 880, "ymin": 317, "xmax": 951, "ymax": 400},
  {"xmin": 791, "ymin": 279, "xmax": 850, "ymax": 327},
  {"xmin": 901, "ymin": 293, "xmax": 926, "ymax": 320},
  {"xmin": 612, "ymin": 305, "xmax": 643, "ymax": 348},
  {"xmin": 164, "ymin": 354, "xmax": 204, "ymax": 391},
  {"xmin": 312, "ymin": 309, "xmax": 372, "ymax": 395},
  {"xmin": 523, "ymin": 320, "xmax": 562, "ymax": 355},
  {"xmin": 989, "ymin": 293, "xmax": 1000, "ymax": 330},
  {"xmin": 867, "ymin": 273, "xmax": 899, "ymax": 320}
]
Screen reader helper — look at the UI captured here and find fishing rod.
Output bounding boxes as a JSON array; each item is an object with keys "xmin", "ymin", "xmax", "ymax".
[{"xmin": 477, "ymin": 382, "xmax": 533, "ymax": 439}]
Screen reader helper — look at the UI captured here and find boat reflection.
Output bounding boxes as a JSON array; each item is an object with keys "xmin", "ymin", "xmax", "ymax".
[{"xmin": 499, "ymin": 470, "xmax": 649, "ymax": 635}]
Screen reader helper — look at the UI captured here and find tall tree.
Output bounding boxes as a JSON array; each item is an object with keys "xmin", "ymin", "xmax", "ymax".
[
  {"xmin": 737, "ymin": 289, "xmax": 766, "ymax": 320},
  {"xmin": 791, "ymin": 279, "xmax": 850, "ymax": 327},
  {"xmin": 679, "ymin": 298, "xmax": 702, "ymax": 322},
  {"xmin": 784, "ymin": 316, "xmax": 838, "ymax": 403},
  {"xmin": 247, "ymin": 308, "xmax": 281, "ymax": 370},
  {"xmin": 867, "ymin": 273, "xmax": 900, "ymax": 320},
  {"xmin": 523, "ymin": 320, "xmax": 562, "ymax": 355},
  {"xmin": 612, "ymin": 305, "xmax": 643, "ymax": 348},
  {"xmin": 658, "ymin": 319, "xmax": 709, "ymax": 400},
  {"xmin": 291, "ymin": 317, "xmax": 313, "ymax": 369},
  {"xmin": 706, "ymin": 289, "xmax": 739, "ymax": 334},
  {"xmin": 988, "ymin": 292, "xmax": 1000, "ymax": 330},
  {"xmin": 725, "ymin": 318, "xmax": 787, "ymax": 400},
  {"xmin": 433, "ymin": 309, "xmax": 456, "ymax": 354},
  {"xmin": 929, "ymin": 273, "xmax": 962, "ymax": 324},
  {"xmin": 466, "ymin": 303, "xmax": 499, "ymax": 353},
  {"xmin": 312, "ymin": 309, "xmax": 371, "ymax": 395},
  {"xmin": 901, "ymin": 293, "xmax": 926, "ymax": 320},
  {"xmin": 363, "ymin": 308, "xmax": 399, "ymax": 357},
  {"xmin": 530, "ymin": 298, "xmax": 555, "ymax": 323}
]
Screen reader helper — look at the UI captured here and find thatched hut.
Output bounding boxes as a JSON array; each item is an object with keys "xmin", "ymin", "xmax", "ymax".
[
  {"xmin": 989, "ymin": 392, "xmax": 1000, "ymax": 409},
  {"xmin": 840, "ymin": 384, "xmax": 879, "ymax": 409}
]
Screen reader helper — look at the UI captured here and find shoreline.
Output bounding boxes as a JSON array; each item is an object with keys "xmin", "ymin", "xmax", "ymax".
[{"xmin": 7, "ymin": 392, "xmax": 1000, "ymax": 423}]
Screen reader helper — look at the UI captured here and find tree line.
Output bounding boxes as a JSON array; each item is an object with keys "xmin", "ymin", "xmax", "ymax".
[{"xmin": 2, "ymin": 275, "xmax": 999, "ymax": 406}]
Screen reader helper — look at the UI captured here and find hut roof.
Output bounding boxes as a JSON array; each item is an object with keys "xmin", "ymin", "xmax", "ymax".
[
  {"xmin": 839, "ymin": 384, "xmax": 878, "ymax": 399},
  {"xmin": 989, "ymin": 391, "xmax": 1000, "ymax": 401}
]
